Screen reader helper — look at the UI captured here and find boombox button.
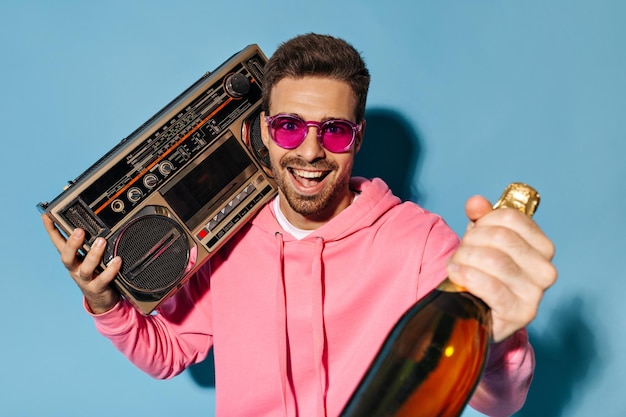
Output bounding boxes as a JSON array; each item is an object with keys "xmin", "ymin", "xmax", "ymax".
[
  {"xmin": 144, "ymin": 173, "xmax": 159, "ymax": 188},
  {"xmin": 207, "ymin": 236, "xmax": 219, "ymax": 248},
  {"xmin": 159, "ymin": 161, "xmax": 174, "ymax": 176},
  {"xmin": 208, "ymin": 216, "xmax": 222, "ymax": 231},
  {"xmin": 127, "ymin": 187, "xmax": 143, "ymax": 202},
  {"xmin": 254, "ymin": 175, "xmax": 265, "ymax": 186},
  {"xmin": 224, "ymin": 73, "xmax": 251, "ymax": 98},
  {"xmin": 111, "ymin": 199, "xmax": 125, "ymax": 213},
  {"xmin": 197, "ymin": 228, "xmax": 209, "ymax": 240},
  {"xmin": 244, "ymin": 183, "xmax": 256, "ymax": 194}
]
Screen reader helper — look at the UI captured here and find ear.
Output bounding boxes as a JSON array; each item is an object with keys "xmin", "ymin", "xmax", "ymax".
[{"xmin": 354, "ymin": 119, "xmax": 366, "ymax": 153}]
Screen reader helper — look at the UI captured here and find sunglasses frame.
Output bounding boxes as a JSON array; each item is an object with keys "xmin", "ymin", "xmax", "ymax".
[{"xmin": 265, "ymin": 113, "xmax": 362, "ymax": 153}]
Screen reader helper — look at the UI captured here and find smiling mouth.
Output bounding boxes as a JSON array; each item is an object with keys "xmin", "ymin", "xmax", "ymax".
[{"xmin": 289, "ymin": 168, "xmax": 330, "ymax": 185}]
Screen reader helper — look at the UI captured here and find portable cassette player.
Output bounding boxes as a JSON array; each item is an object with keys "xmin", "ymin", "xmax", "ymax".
[{"xmin": 38, "ymin": 44, "xmax": 277, "ymax": 314}]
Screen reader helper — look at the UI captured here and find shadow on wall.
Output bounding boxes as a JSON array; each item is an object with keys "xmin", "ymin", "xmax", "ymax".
[
  {"xmin": 515, "ymin": 296, "xmax": 601, "ymax": 417},
  {"xmin": 353, "ymin": 107, "xmax": 424, "ymax": 203},
  {"xmin": 188, "ymin": 348, "xmax": 215, "ymax": 387},
  {"xmin": 186, "ymin": 107, "xmax": 424, "ymax": 388}
]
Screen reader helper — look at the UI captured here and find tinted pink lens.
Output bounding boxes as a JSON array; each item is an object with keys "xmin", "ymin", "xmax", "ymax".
[
  {"xmin": 270, "ymin": 116, "xmax": 306, "ymax": 148},
  {"xmin": 321, "ymin": 120, "xmax": 354, "ymax": 152}
]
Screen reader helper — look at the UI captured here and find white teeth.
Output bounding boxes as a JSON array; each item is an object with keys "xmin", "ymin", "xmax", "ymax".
[{"xmin": 293, "ymin": 169, "xmax": 323, "ymax": 179}]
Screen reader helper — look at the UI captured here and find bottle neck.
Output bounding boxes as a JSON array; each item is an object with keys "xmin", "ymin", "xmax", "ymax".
[
  {"xmin": 436, "ymin": 183, "xmax": 540, "ymax": 294},
  {"xmin": 437, "ymin": 277, "xmax": 466, "ymax": 292}
]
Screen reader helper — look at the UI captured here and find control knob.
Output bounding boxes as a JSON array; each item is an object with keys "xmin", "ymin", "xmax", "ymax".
[{"xmin": 224, "ymin": 73, "xmax": 250, "ymax": 98}]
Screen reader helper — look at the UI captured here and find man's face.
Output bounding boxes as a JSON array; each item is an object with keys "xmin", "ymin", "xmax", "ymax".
[{"xmin": 261, "ymin": 76, "xmax": 363, "ymax": 230}]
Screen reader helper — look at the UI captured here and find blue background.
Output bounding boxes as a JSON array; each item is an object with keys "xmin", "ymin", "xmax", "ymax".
[{"xmin": 1, "ymin": 1, "xmax": 624, "ymax": 416}]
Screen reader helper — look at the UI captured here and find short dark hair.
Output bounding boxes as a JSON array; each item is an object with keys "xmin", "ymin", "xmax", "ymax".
[{"xmin": 262, "ymin": 33, "xmax": 370, "ymax": 122}]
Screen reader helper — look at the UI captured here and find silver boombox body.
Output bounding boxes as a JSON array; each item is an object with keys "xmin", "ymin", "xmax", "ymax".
[{"xmin": 38, "ymin": 45, "xmax": 277, "ymax": 314}]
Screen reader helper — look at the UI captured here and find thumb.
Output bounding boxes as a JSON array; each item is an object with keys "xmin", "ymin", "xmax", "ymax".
[{"xmin": 465, "ymin": 195, "xmax": 493, "ymax": 223}]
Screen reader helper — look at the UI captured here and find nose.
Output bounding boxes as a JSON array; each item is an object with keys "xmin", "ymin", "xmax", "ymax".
[{"xmin": 296, "ymin": 125, "xmax": 325, "ymax": 161}]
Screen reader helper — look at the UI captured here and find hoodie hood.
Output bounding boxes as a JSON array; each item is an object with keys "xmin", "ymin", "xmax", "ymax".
[{"xmin": 251, "ymin": 177, "xmax": 402, "ymax": 242}]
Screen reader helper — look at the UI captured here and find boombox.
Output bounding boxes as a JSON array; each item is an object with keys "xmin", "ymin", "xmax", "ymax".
[{"xmin": 38, "ymin": 45, "xmax": 277, "ymax": 314}]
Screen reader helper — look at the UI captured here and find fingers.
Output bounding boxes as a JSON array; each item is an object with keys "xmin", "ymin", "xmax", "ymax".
[
  {"xmin": 464, "ymin": 194, "xmax": 555, "ymax": 260},
  {"xmin": 41, "ymin": 215, "xmax": 100, "ymax": 275},
  {"xmin": 70, "ymin": 235, "xmax": 121, "ymax": 289},
  {"xmin": 42, "ymin": 215, "xmax": 86, "ymax": 272},
  {"xmin": 42, "ymin": 215, "xmax": 122, "ymax": 314},
  {"xmin": 76, "ymin": 251, "xmax": 122, "ymax": 314},
  {"xmin": 448, "ymin": 230, "xmax": 552, "ymax": 303},
  {"xmin": 76, "ymin": 238, "xmax": 121, "ymax": 287},
  {"xmin": 80, "ymin": 255, "xmax": 123, "ymax": 314},
  {"xmin": 447, "ymin": 199, "xmax": 558, "ymax": 342},
  {"xmin": 448, "ymin": 260, "xmax": 542, "ymax": 342},
  {"xmin": 452, "ymin": 214, "xmax": 557, "ymax": 296},
  {"xmin": 42, "ymin": 214, "xmax": 69, "ymax": 253},
  {"xmin": 76, "ymin": 237, "xmax": 106, "ymax": 282},
  {"xmin": 471, "ymin": 207, "xmax": 555, "ymax": 262},
  {"xmin": 42, "ymin": 215, "xmax": 118, "ymax": 285},
  {"xmin": 90, "ymin": 255, "xmax": 122, "ymax": 288}
]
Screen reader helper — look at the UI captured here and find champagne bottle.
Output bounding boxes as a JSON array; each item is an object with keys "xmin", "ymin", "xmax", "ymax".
[{"xmin": 339, "ymin": 183, "xmax": 540, "ymax": 417}]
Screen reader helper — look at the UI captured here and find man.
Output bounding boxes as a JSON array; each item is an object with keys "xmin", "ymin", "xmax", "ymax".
[{"xmin": 43, "ymin": 33, "xmax": 556, "ymax": 416}]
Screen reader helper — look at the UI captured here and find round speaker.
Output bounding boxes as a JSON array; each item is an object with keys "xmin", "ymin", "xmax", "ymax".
[{"xmin": 113, "ymin": 214, "xmax": 190, "ymax": 294}]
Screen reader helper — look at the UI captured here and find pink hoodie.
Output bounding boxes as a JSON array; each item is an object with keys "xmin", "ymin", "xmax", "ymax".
[{"xmin": 92, "ymin": 177, "xmax": 533, "ymax": 417}]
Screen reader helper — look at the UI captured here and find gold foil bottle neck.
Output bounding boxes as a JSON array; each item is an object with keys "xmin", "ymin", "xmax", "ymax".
[
  {"xmin": 492, "ymin": 182, "xmax": 540, "ymax": 217},
  {"xmin": 437, "ymin": 183, "xmax": 540, "ymax": 294}
]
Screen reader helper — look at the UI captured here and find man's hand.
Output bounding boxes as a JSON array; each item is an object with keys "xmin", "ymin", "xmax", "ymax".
[
  {"xmin": 42, "ymin": 214, "xmax": 122, "ymax": 314},
  {"xmin": 446, "ymin": 195, "xmax": 557, "ymax": 343}
]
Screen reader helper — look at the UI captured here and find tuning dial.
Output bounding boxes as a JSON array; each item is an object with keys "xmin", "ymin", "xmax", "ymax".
[
  {"xmin": 127, "ymin": 187, "xmax": 143, "ymax": 203},
  {"xmin": 224, "ymin": 73, "xmax": 250, "ymax": 98},
  {"xmin": 159, "ymin": 161, "xmax": 174, "ymax": 176},
  {"xmin": 143, "ymin": 173, "xmax": 159, "ymax": 189}
]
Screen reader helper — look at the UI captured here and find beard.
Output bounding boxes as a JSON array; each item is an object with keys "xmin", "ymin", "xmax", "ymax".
[{"xmin": 271, "ymin": 156, "xmax": 352, "ymax": 218}]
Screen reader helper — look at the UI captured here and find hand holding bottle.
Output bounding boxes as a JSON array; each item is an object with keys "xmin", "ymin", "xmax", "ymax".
[
  {"xmin": 340, "ymin": 184, "xmax": 557, "ymax": 417},
  {"xmin": 446, "ymin": 195, "xmax": 557, "ymax": 343}
]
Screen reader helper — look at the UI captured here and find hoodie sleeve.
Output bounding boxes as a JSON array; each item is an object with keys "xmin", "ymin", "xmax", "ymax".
[
  {"xmin": 469, "ymin": 329, "xmax": 535, "ymax": 416},
  {"xmin": 415, "ymin": 214, "xmax": 461, "ymax": 299},
  {"xmin": 87, "ymin": 265, "xmax": 214, "ymax": 379}
]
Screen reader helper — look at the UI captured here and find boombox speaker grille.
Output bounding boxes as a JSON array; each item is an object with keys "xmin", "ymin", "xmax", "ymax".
[{"xmin": 114, "ymin": 214, "xmax": 190, "ymax": 293}]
